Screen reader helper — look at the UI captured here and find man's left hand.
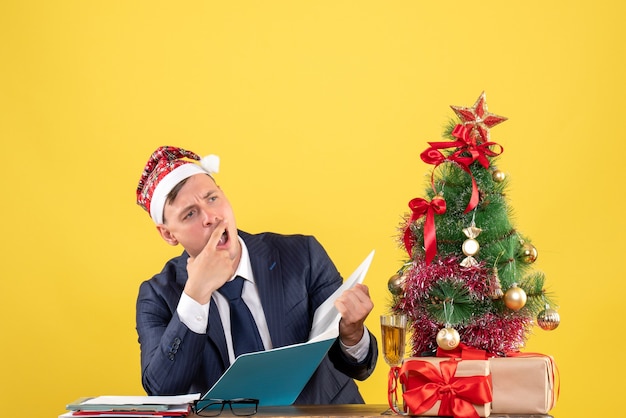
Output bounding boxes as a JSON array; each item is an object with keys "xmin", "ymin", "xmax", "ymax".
[{"xmin": 335, "ymin": 283, "xmax": 374, "ymax": 346}]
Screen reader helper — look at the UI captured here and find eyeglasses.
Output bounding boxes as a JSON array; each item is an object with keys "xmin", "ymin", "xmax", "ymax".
[{"xmin": 192, "ymin": 398, "xmax": 259, "ymax": 417}]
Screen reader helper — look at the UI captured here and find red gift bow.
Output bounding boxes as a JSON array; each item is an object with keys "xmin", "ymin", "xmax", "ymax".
[
  {"xmin": 403, "ymin": 195, "xmax": 446, "ymax": 263},
  {"xmin": 420, "ymin": 124, "xmax": 504, "ymax": 214},
  {"xmin": 399, "ymin": 358, "xmax": 492, "ymax": 418}
]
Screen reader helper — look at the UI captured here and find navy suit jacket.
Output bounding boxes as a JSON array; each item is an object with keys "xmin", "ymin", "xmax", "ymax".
[{"xmin": 136, "ymin": 231, "xmax": 377, "ymax": 404}]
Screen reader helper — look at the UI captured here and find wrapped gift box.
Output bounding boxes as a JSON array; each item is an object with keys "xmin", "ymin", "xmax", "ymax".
[
  {"xmin": 399, "ymin": 357, "xmax": 492, "ymax": 418},
  {"xmin": 489, "ymin": 355, "xmax": 557, "ymax": 414}
]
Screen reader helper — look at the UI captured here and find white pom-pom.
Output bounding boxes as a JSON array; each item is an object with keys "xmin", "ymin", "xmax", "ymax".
[{"xmin": 200, "ymin": 154, "xmax": 220, "ymax": 175}]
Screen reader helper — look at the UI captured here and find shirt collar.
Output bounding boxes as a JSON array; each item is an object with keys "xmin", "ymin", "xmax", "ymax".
[{"xmin": 233, "ymin": 235, "xmax": 255, "ymax": 283}]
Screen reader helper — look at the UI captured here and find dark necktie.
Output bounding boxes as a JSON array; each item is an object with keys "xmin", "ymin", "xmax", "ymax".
[{"xmin": 218, "ymin": 276, "xmax": 264, "ymax": 357}]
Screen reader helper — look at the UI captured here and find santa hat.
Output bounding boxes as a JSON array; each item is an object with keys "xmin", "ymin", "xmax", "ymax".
[{"xmin": 136, "ymin": 146, "xmax": 220, "ymax": 224}]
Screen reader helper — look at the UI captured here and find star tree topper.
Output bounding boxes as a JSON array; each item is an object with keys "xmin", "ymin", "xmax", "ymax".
[{"xmin": 451, "ymin": 91, "xmax": 507, "ymax": 143}]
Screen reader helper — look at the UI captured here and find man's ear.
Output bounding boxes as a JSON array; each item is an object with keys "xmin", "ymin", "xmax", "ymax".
[{"xmin": 156, "ymin": 224, "xmax": 179, "ymax": 246}]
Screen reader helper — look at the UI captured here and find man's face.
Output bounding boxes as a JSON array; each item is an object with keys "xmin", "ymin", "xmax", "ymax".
[{"xmin": 157, "ymin": 173, "xmax": 239, "ymax": 260}]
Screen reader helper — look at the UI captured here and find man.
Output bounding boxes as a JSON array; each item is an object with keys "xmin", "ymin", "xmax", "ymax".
[{"xmin": 135, "ymin": 146, "xmax": 377, "ymax": 404}]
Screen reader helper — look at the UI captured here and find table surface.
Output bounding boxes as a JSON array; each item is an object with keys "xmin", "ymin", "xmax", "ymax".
[{"xmin": 188, "ymin": 404, "xmax": 553, "ymax": 417}]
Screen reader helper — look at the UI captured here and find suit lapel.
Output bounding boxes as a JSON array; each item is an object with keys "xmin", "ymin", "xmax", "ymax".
[{"xmin": 240, "ymin": 231, "xmax": 288, "ymax": 347}]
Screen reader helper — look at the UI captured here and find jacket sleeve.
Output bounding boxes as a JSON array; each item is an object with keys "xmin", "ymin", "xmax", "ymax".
[
  {"xmin": 136, "ymin": 278, "xmax": 208, "ymax": 395},
  {"xmin": 305, "ymin": 236, "xmax": 378, "ymax": 381},
  {"xmin": 328, "ymin": 329, "xmax": 378, "ymax": 381}
]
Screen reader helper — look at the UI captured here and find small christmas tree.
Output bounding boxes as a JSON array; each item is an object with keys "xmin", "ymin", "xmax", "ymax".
[{"xmin": 390, "ymin": 92, "xmax": 560, "ymax": 357}]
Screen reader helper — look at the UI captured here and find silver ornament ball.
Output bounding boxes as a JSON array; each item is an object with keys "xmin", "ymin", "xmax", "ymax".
[{"xmin": 537, "ymin": 308, "xmax": 560, "ymax": 330}]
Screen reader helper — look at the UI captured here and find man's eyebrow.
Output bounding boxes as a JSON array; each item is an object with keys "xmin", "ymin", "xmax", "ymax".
[
  {"xmin": 176, "ymin": 190, "xmax": 216, "ymax": 217},
  {"xmin": 176, "ymin": 202, "xmax": 197, "ymax": 218},
  {"xmin": 202, "ymin": 189, "xmax": 218, "ymax": 201}
]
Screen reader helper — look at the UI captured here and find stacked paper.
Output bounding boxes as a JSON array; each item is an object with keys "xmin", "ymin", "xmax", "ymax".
[{"xmin": 60, "ymin": 394, "xmax": 200, "ymax": 418}]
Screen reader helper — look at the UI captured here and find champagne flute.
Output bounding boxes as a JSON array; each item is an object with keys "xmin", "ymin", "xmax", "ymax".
[{"xmin": 380, "ymin": 314, "xmax": 407, "ymax": 414}]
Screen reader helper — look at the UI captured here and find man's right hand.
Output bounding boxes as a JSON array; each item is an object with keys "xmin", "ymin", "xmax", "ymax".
[{"xmin": 184, "ymin": 219, "xmax": 238, "ymax": 304}]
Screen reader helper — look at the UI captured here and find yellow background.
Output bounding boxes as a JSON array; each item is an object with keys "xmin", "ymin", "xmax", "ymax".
[{"xmin": 1, "ymin": 1, "xmax": 624, "ymax": 416}]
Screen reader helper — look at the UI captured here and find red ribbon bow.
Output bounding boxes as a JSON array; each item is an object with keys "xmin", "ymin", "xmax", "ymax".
[
  {"xmin": 425, "ymin": 124, "xmax": 503, "ymax": 169},
  {"xmin": 420, "ymin": 124, "xmax": 504, "ymax": 213},
  {"xmin": 403, "ymin": 195, "xmax": 446, "ymax": 263},
  {"xmin": 450, "ymin": 124, "xmax": 503, "ymax": 169},
  {"xmin": 399, "ymin": 359, "xmax": 492, "ymax": 418}
]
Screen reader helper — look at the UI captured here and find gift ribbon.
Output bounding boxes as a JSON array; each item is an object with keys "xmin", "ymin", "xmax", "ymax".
[
  {"xmin": 403, "ymin": 195, "xmax": 446, "ymax": 263},
  {"xmin": 399, "ymin": 358, "xmax": 492, "ymax": 418},
  {"xmin": 436, "ymin": 343, "xmax": 493, "ymax": 360},
  {"xmin": 387, "ymin": 367, "xmax": 402, "ymax": 414}
]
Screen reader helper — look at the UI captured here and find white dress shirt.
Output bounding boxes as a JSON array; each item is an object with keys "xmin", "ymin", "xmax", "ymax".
[{"xmin": 177, "ymin": 236, "xmax": 370, "ymax": 364}]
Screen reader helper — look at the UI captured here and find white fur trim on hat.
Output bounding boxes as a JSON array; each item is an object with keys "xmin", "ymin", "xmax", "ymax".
[{"xmin": 150, "ymin": 163, "xmax": 208, "ymax": 224}]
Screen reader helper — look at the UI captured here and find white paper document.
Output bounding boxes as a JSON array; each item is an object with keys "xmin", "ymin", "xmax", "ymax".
[
  {"xmin": 70, "ymin": 394, "xmax": 200, "ymax": 409},
  {"xmin": 308, "ymin": 249, "xmax": 375, "ymax": 342},
  {"xmin": 61, "ymin": 394, "xmax": 201, "ymax": 417}
]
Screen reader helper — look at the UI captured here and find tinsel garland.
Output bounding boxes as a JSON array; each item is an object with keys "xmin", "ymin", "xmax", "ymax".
[{"xmin": 393, "ymin": 255, "xmax": 533, "ymax": 356}]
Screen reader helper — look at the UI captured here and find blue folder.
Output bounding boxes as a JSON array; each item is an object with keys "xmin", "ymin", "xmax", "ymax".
[
  {"xmin": 201, "ymin": 251, "xmax": 375, "ymax": 407},
  {"xmin": 200, "ymin": 336, "xmax": 336, "ymax": 406}
]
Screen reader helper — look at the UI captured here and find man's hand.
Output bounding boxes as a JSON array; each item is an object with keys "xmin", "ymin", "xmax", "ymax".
[
  {"xmin": 184, "ymin": 220, "xmax": 238, "ymax": 304},
  {"xmin": 334, "ymin": 283, "xmax": 374, "ymax": 346}
]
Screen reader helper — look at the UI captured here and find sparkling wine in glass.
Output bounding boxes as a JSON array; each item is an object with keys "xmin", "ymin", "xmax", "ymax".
[
  {"xmin": 381, "ymin": 314, "xmax": 407, "ymax": 367},
  {"xmin": 380, "ymin": 314, "xmax": 407, "ymax": 414}
]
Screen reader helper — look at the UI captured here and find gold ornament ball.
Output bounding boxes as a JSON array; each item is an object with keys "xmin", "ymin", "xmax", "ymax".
[
  {"xmin": 388, "ymin": 273, "xmax": 406, "ymax": 296},
  {"xmin": 436, "ymin": 327, "xmax": 460, "ymax": 350},
  {"xmin": 519, "ymin": 242, "xmax": 538, "ymax": 264},
  {"xmin": 492, "ymin": 169, "xmax": 506, "ymax": 182},
  {"xmin": 504, "ymin": 286, "xmax": 527, "ymax": 311},
  {"xmin": 537, "ymin": 308, "xmax": 561, "ymax": 330}
]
